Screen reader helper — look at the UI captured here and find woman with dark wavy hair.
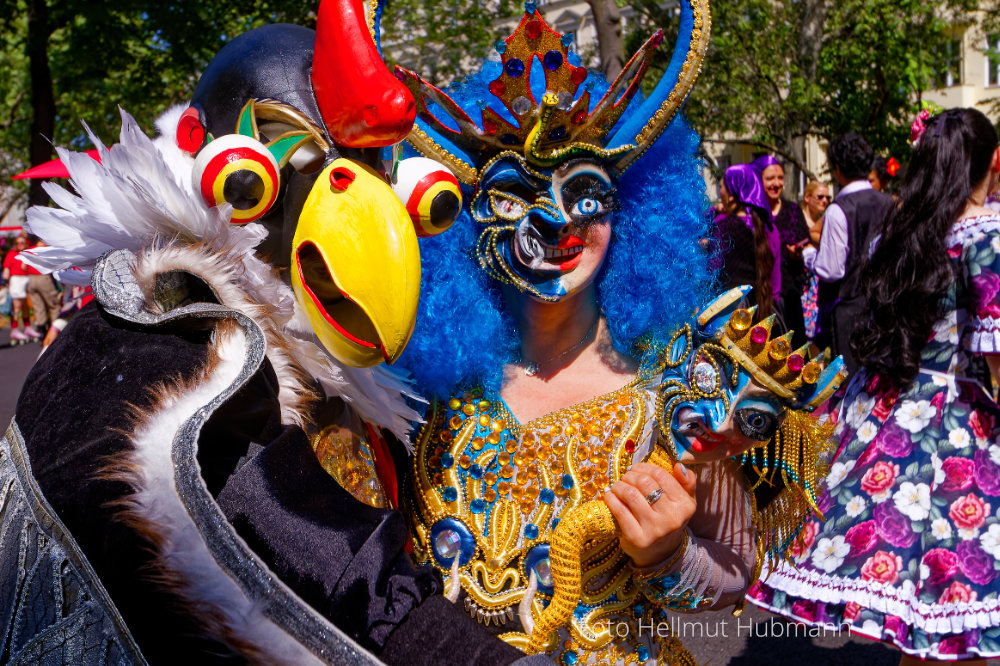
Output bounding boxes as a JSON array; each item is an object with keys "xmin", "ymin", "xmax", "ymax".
[{"xmin": 748, "ymin": 107, "xmax": 1000, "ymax": 664}]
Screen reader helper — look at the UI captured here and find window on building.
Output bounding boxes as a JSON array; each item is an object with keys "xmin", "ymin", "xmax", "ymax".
[
  {"xmin": 931, "ymin": 38, "xmax": 962, "ymax": 89},
  {"xmin": 986, "ymin": 35, "xmax": 1000, "ymax": 88}
]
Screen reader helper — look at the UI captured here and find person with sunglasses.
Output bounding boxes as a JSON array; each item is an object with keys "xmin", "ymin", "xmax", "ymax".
[{"xmin": 799, "ymin": 181, "xmax": 831, "ymax": 339}]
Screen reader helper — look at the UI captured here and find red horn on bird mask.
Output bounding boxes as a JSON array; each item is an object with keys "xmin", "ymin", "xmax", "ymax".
[{"xmin": 312, "ymin": 0, "xmax": 416, "ymax": 148}]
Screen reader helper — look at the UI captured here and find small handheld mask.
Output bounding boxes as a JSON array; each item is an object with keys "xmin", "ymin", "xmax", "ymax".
[{"xmin": 392, "ymin": 157, "xmax": 462, "ymax": 237}]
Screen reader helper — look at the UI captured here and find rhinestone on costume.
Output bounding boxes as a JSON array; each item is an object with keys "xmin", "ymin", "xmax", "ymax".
[
  {"xmin": 571, "ymin": 110, "xmax": 586, "ymax": 124},
  {"xmin": 462, "ymin": 403, "xmax": 476, "ymax": 416},
  {"xmin": 556, "ymin": 91, "xmax": 574, "ymax": 111},
  {"xmin": 470, "ymin": 499, "xmax": 487, "ymax": 513},
  {"xmin": 443, "ymin": 486, "xmax": 458, "ymax": 502},
  {"xmin": 749, "ymin": 325, "xmax": 768, "ymax": 345},
  {"xmin": 435, "ymin": 529, "xmax": 461, "ymax": 559},
  {"xmin": 787, "ymin": 354, "xmax": 805, "ymax": 372},
  {"xmin": 768, "ymin": 338, "xmax": 791, "ymax": 361},
  {"xmin": 483, "ymin": 118, "xmax": 498, "ymax": 134},
  {"xmin": 561, "ymin": 474, "xmax": 574, "ymax": 489},
  {"xmin": 561, "ymin": 32, "xmax": 574, "ymax": 47},
  {"xmin": 540, "ymin": 488, "xmax": 555, "ymax": 504},
  {"xmin": 524, "ymin": 523, "xmax": 539, "ymax": 539},
  {"xmin": 494, "ymin": 40, "xmax": 507, "ymax": 54},
  {"xmin": 729, "ymin": 308, "xmax": 753, "ymax": 331},
  {"xmin": 543, "ymin": 50, "xmax": 563, "ymax": 70},
  {"xmin": 570, "ymin": 66, "xmax": 587, "ymax": 85},
  {"xmin": 637, "ymin": 645, "xmax": 650, "ymax": 661},
  {"xmin": 505, "ymin": 59, "xmax": 526, "ymax": 78},
  {"xmin": 512, "ymin": 96, "xmax": 532, "ymax": 115},
  {"xmin": 441, "ymin": 453, "xmax": 454, "ymax": 468},
  {"xmin": 524, "ymin": 0, "xmax": 536, "ymax": 13},
  {"xmin": 525, "ymin": 20, "xmax": 542, "ymax": 39},
  {"xmin": 459, "ymin": 454, "xmax": 472, "ymax": 469},
  {"xmin": 693, "ymin": 360, "xmax": 718, "ymax": 393},
  {"xmin": 802, "ymin": 362, "xmax": 821, "ymax": 384},
  {"xmin": 624, "ymin": 439, "xmax": 635, "ymax": 453},
  {"xmin": 448, "ymin": 398, "xmax": 462, "ymax": 410},
  {"xmin": 489, "ymin": 79, "xmax": 506, "ymax": 96},
  {"xmin": 562, "ymin": 650, "xmax": 579, "ymax": 666},
  {"xmin": 548, "ymin": 126, "xmax": 567, "ymax": 140},
  {"xmin": 470, "ymin": 464, "xmax": 484, "ymax": 479},
  {"xmin": 534, "ymin": 557, "xmax": 553, "ymax": 586}
]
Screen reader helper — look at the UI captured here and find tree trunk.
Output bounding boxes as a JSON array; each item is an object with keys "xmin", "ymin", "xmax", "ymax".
[
  {"xmin": 585, "ymin": 0, "xmax": 625, "ymax": 80},
  {"xmin": 27, "ymin": 0, "xmax": 55, "ymax": 207}
]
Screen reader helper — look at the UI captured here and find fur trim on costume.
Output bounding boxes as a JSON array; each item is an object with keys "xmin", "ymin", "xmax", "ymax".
[
  {"xmin": 106, "ymin": 320, "xmax": 325, "ymax": 665},
  {"xmin": 132, "ymin": 244, "xmax": 315, "ymax": 429}
]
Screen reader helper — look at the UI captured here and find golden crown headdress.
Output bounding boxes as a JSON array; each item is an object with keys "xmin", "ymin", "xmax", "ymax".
[
  {"xmin": 695, "ymin": 286, "xmax": 847, "ymax": 410},
  {"xmin": 394, "ymin": 0, "xmax": 710, "ymax": 185}
]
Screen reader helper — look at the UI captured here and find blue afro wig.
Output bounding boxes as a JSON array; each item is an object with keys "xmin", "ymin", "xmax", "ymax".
[{"xmin": 397, "ymin": 57, "xmax": 716, "ymax": 400}]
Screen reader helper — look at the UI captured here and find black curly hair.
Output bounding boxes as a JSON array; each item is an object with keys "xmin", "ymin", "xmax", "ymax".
[
  {"xmin": 828, "ymin": 132, "xmax": 875, "ymax": 181},
  {"xmin": 852, "ymin": 108, "xmax": 998, "ymax": 391},
  {"xmin": 870, "ymin": 155, "xmax": 892, "ymax": 188}
]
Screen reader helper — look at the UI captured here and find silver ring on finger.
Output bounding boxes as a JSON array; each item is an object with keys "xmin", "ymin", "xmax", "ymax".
[{"xmin": 644, "ymin": 488, "xmax": 663, "ymax": 505}]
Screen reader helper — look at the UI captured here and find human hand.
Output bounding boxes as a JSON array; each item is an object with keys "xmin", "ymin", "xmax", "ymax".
[{"xmin": 604, "ymin": 462, "xmax": 697, "ymax": 568}]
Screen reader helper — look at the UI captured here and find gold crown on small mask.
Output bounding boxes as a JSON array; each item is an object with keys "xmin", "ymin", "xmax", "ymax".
[{"xmin": 719, "ymin": 307, "xmax": 827, "ymax": 400}]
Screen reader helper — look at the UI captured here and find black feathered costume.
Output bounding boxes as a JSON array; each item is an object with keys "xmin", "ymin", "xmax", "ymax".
[{"xmin": 1, "ymin": 2, "xmax": 545, "ymax": 664}]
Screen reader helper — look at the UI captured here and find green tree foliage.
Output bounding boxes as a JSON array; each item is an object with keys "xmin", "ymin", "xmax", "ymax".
[
  {"xmin": 380, "ymin": 0, "xmax": 517, "ymax": 84},
  {"xmin": 627, "ymin": 0, "xmax": 980, "ymax": 177},
  {"xmin": 0, "ymin": 0, "xmax": 318, "ymax": 202}
]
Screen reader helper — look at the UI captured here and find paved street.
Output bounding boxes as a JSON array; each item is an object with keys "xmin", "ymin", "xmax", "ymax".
[{"xmin": 0, "ymin": 325, "xmax": 962, "ymax": 666}]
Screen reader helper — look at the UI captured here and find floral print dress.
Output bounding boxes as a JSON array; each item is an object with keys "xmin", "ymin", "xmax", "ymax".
[{"xmin": 748, "ymin": 214, "xmax": 1000, "ymax": 660}]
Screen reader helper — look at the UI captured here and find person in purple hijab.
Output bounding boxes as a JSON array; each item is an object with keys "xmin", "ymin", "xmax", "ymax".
[
  {"xmin": 751, "ymin": 155, "xmax": 811, "ymax": 347},
  {"xmin": 711, "ymin": 164, "xmax": 781, "ymax": 316}
]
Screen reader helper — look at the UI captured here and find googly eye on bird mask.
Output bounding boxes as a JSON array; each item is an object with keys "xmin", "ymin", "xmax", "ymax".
[
  {"xmin": 391, "ymin": 157, "xmax": 462, "ymax": 237},
  {"xmin": 190, "ymin": 99, "xmax": 322, "ymax": 223}
]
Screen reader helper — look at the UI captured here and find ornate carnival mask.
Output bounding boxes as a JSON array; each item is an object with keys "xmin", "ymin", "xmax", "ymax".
[{"xmin": 396, "ymin": 0, "xmax": 710, "ymax": 299}]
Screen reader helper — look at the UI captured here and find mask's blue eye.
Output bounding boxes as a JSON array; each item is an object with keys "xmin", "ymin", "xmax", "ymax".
[
  {"xmin": 572, "ymin": 197, "xmax": 602, "ymax": 216},
  {"xmin": 734, "ymin": 408, "xmax": 782, "ymax": 441}
]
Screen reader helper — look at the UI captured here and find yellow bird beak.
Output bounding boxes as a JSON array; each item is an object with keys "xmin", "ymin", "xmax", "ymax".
[{"xmin": 291, "ymin": 158, "xmax": 420, "ymax": 367}]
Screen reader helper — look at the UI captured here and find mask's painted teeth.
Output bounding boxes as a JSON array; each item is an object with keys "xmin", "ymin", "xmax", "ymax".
[{"xmin": 542, "ymin": 245, "xmax": 584, "ymax": 260}]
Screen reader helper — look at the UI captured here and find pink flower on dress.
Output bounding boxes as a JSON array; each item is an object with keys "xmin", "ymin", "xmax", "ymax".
[
  {"xmin": 930, "ymin": 391, "xmax": 946, "ymax": 412},
  {"xmin": 938, "ymin": 581, "xmax": 977, "ymax": 605},
  {"xmin": 871, "ymin": 391, "xmax": 898, "ymax": 421},
  {"xmin": 940, "ymin": 457, "xmax": 975, "ymax": 492},
  {"xmin": 938, "ymin": 635, "xmax": 968, "ymax": 655},
  {"xmin": 949, "ymin": 493, "xmax": 988, "ymax": 530},
  {"xmin": 860, "ymin": 550, "xmax": 901, "ymax": 584},
  {"xmin": 883, "ymin": 614, "xmax": 905, "ymax": 636},
  {"xmin": 923, "ymin": 548, "xmax": 959, "ymax": 585},
  {"xmin": 861, "ymin": 461, "xmax": 899, "ymax": 496},
  {"xmin": 843, "ymin": 602, "xmax": 861, "ymax": 623},
  {"xmin": 845, "ymin": 520, "xmax": 878, "ymax": 558},
  {"xmin": 970, "ymin": 410, "xmax": 994, "ymax": 442},
  {"xmin": 790, "ymin": 521, "xmax": 819, "ymax": 559},
  {"xmin": 791, "ymin": 599, "xmax": 817, "ymax": 622},
  {"xmin": 856, "ymin": 441, "xmax": 880, "ymax": 468}
]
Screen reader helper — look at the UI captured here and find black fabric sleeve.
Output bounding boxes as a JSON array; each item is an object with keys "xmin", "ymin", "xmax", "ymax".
[{"xmin": 216, "ymin": 427, "xmax": 525, "ymax": 664}]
